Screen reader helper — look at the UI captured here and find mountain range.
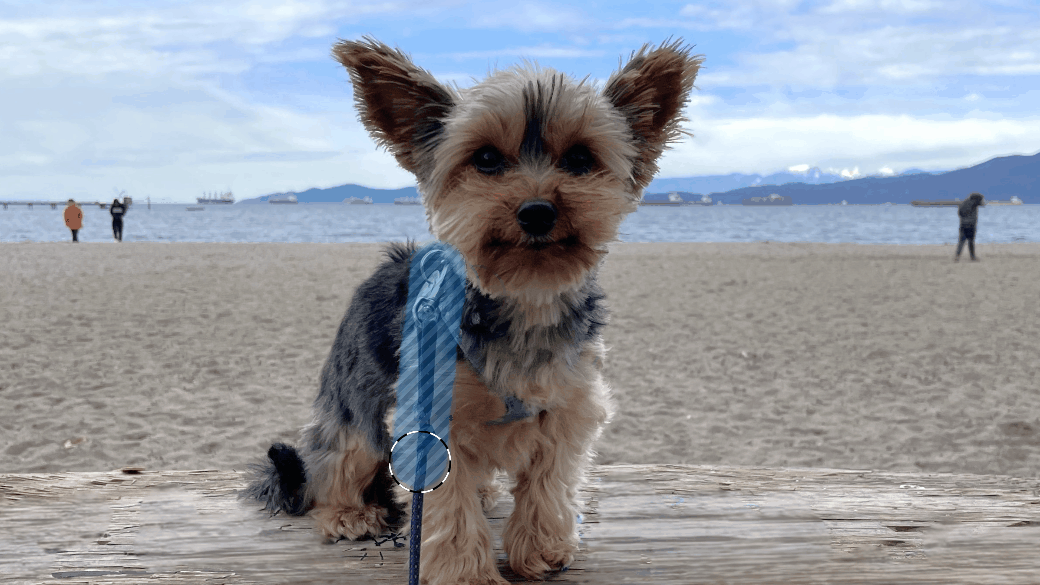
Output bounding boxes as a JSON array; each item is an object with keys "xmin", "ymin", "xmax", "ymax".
[
  {"xmin": 646, "ymin": 167, "xmax": 850, "ymax": 195},
  {"xmin": 240, "ymin": 184, "xmax": 419, "ymax": 204},
  {"xmin": 646, "ymin": 151, "xmax": 1038, "ymax": 204},
  {"xmin": 242, "ymin": 150, "xmax": 1037, "ymax": 205}
]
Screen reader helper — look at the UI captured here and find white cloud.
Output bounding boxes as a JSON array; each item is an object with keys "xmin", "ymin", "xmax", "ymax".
[
  {"xmin": 657, "ymin": 113, "xmax": 1040, "ymax": 177},
  {"xmin": 686, "ymin": 94, "xmax": 718, "ymax": 107},
  {"xmin": 667, "ymin": 0, "xmax": 1040, "ymax": 88},
  {"xmin": 468, "ymin": 2, "xmax": 589, "ymax": 32},
  {"xmin": 0, "ymin": 1, "xmax": 400, "ymax": 80},
  {"xmin": 0, "ymin": 1, "xmax": 425, "ymax": 201},
  {"xmin": 679, "ymin": 0, "xmax": 801, "ymax": 30},
  {"xmin": 2, "ymin": 1, "xmax": 1040, "ymax": 201},
  {"xmin": 788, "ymin": 164, "xmax": 810, "ymax": 172},
  {"xmin": 0, "ymin": 67, "xmax": 414, "ymax": 200},
  {"xmin": 819, "ymin": 0, "xmax": 943, "ymax": 15},
  {"xmin": 716, "ymin": 25, "xmax": 1040, "ymax": 87},
  {"xmin": 437, "ymin": 46, "xmax": 607, "ymax": 63}
]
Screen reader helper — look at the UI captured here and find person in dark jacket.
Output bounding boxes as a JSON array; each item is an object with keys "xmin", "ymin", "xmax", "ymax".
[
  {"xmin": 110, "ymin": 199, "xmax": 127, "ymax": 242},
  {"xmin": 955, "ymin": 192, "xmax": 984, "ymax": 261}
]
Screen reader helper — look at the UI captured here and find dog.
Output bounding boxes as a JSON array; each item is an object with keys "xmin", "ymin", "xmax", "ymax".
[{"xmin": 246, "ymin": 37, "xmax": 702, "ymax": 585}]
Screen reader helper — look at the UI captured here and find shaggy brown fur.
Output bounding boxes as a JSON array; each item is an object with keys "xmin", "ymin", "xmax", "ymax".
[{"xmin": 251, "ymin": 37, "xmax": 701, "ymax": 585}]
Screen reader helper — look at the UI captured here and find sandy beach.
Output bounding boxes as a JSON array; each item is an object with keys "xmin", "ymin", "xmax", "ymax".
[{"xmin": 1, "ymin": 241, "xmax": 1038, "ymax": 478}]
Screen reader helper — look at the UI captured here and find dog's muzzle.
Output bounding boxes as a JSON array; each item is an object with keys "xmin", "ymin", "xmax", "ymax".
[{"xmin": 516, "ymin": 200, "xmax": 557, "ymax": 237}]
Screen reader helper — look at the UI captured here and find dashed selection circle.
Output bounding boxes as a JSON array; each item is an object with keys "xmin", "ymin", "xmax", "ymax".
[{"xmin": 389, "ymin": 430, "xmax": 452, "ymax": 493}]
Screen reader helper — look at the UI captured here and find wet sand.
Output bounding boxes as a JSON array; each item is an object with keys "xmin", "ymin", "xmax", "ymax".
[{"xmin": 1, "ymin": 242, "xmax": 1038, "ymax": 478}]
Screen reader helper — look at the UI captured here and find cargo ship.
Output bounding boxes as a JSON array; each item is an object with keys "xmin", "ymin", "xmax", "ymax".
[
  {"xmin": 641, "ymin": 192, "xmax": 686, "ymax": 206},
  {"xmin": 742, "ymin": 193, "xmax": 793, "ymax": 206},
  {"xmin": 269, "ymin": 193, "xmax": 298, "ymax": 204},
  {"xmin": 986, "ymin": 196, "xmax": 1023, "ymax": 206},
  {"xmin": 197, "ymin": 190, "xmax": 234, "ymax": 204}
]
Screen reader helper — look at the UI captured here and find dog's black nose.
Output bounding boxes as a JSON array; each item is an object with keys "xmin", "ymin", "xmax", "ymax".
[{"xmin": 516, "ymin": 200, "xmax": 557, "ymax": 237}]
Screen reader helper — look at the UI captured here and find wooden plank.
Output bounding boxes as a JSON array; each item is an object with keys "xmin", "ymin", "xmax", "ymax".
[{"xmin": 2, "ymin": 464, "xmax": 1038, "ymax": 584}]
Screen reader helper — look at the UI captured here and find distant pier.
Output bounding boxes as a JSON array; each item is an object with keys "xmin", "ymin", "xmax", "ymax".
[
  {"xmin": 910, "ymin": 200, "xmax": 961, "ymax": 207},
  {"xmin": 2, "ymin": 197, "xmax": 132, "ymax": 210}
]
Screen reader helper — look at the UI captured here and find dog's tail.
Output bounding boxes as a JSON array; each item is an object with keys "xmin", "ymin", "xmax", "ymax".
[{"xmin": 243, "ymin": 443, "xmax": 311, "ymax": 516}]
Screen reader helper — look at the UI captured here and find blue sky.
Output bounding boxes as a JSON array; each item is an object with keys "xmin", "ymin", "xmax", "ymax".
[{"xmin": 2, "ymin": 0, "xmax": 1039, "ymax": 203}]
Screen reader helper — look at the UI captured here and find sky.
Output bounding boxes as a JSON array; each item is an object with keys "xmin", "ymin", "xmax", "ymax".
[{"xmin": 2, "ymin": 1, "xmax": 1039, "ymax": 203}]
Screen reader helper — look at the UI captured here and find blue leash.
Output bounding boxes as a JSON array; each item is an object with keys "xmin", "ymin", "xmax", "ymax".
[
  {"xmin": 389, "ymin": 243, "xmax": 466, "ymax": 585},
  {"xmin": 408, "ymin": 491, "xmax": 423, "ymax": 585}
]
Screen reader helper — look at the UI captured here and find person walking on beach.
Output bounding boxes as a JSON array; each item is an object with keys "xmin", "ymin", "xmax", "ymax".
[
  {"xmin": 110, "ymin": 198, "xmax": 127, "ymax": 242},
  {"xmin": 955, "ymin": 192, "xmax": 984, "ymax": 261},
  {"xmin": 64, "ymin": 199, "xmax": 83, "ymax": 243}
]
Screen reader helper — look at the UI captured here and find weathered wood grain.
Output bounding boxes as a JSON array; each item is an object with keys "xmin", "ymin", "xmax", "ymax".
[{"xmin": 1, "ymin": 464, "xmax": 1038, "ymax": 584}]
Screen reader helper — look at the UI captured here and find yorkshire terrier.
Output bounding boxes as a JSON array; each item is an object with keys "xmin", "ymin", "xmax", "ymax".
[{"xmin": 247, "ymin": 37, "xmax": 701, "ymax": 584}]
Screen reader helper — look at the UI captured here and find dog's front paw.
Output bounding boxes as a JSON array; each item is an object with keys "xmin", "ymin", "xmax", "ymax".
[
  {"xmin": 420, "ymin": 564, "xmax": 509, "ymax": 585},
  {"xmin": 477, "ymin": 480, "xmax": 502, "ymax": 514},
  {"xmin": 311, "ymin": 503, "xmax": 389, "ymax": 541},
  {"xmin": 506, "ymin": 533, "xmax": 577, "ymax": 580},
  {"xmin": 420, "ymin": 538, "xmax": 508, "ymax": 585}
]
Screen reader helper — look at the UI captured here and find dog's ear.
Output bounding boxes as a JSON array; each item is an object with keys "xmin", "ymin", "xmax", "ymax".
[
  {"xmin": 333, "ymin": 37, "xmax": 456, "ymax": 178},
  {"xmin": 603, "ymin": 40, "xmax": 702, "ymax": 188}
]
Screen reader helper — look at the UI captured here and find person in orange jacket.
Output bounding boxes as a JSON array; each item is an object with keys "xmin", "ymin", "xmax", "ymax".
[{"xmin": 64, "ymin": 199, "xmax": 83, "ymax": 242}]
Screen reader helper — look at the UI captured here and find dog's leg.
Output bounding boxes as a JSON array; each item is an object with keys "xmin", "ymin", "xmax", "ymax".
[
  {"xmin": 503, "ymin": 413, "xmax": 583, "ymax": 579},
  {"xmin": 419, "ymin": 441, "xmax": 505, "ymax": 585},
  {"xmin": 417, "ymin": 362, "xmax": 508, "ymax": 585},
  {"xmin": 306, "ymin": 429, "xmax": 396, "ymax": 541},
  {"xmin": 504, "ymin": 372, "xmax": 612, "ymax": 580}
]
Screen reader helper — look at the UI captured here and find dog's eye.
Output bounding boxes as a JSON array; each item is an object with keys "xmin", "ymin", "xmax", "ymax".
[
  {"xmin": 472, "ymin": 146, "xmax": 505, "ymax": 175},
  {"xmin": 560, "ymin": 144, "xmax": 594, "ymax": 175}
]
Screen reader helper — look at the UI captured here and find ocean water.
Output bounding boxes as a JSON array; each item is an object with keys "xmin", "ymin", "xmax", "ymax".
[{"xmin": 1, "ymin": 202, "xmax": 1037, "ymax": 245}]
